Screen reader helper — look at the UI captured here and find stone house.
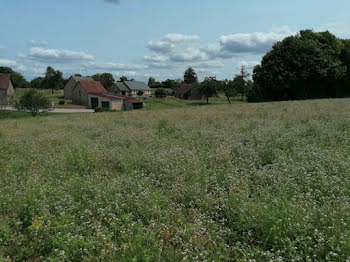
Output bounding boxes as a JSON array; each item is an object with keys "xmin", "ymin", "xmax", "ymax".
[
  {"xmin": 72, "ymin": 80, "xmax": 107, "ymax": 107},
  {"xmin": 88, "ymin": 93, "xmax": 144, "ymax": 111},
  {"xmin": 64, "ymin": 75, "xmax": 94, "ymax": 99},
  {"xmin": 107, "ymin": 81, "xmax": 152, "ymax": 97},
  {"xmin": 174, "ymin": 84, "xmax": 202, "ymax": 100},
  {"xmin": 0, "ymin": 73, "xmax": 16, "ymax": 105}
]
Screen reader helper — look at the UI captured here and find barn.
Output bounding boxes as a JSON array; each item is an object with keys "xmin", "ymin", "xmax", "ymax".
[
  {"xmin": 64, "ymin": 75, "xmax": 94, "ymax": 99},
  {"xmin": 0, "ymin": 73, "xmax": 16, "ymax": 105},
  {"xmin": 72, "ymin": 80, "xmax": 107, "ymax": 107}
]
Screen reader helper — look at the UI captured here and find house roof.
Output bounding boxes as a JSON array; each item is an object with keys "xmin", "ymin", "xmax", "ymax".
[
  {"xmin": 124, "ymin": 81, "xmax": 151, "ymax": 91},
  {"xmin": 111, "ymin": 82, "xmax": 130, "ymax": 92},
  {"xmin": 175, "ymin": 84, "xmax": 193, "ymax": 95},
  {"xmin": 0, "ymin": 73, "xmax": 11, "ymax": 90},
  {"xmin": 79, "ymin": 80, "xmax": 107, "ymax": 94},
  {"xmin": 71, "ymin": 75, "xmax": 94, "ymax": 82}
]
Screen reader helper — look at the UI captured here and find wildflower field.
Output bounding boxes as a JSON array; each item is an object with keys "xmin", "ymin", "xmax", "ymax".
[{"xmin": 1, "ymin": 98, "xmax": 350, "ymax": 261}]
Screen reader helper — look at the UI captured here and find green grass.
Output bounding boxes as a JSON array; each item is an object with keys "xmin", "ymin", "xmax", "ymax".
[{"xmin": 1, "ymin": 98, "xmax": 350, "ymax": 261}]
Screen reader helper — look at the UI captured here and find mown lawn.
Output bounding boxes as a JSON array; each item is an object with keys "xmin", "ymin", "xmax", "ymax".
[{"xmin": 1, "ymin": 98, "xmax": 350, "ymax": 261}]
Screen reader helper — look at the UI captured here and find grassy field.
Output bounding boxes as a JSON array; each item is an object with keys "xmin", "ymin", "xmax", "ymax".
[{"xmin": 1, "ymin": 98, "xmax": 350, "ymax": 261}]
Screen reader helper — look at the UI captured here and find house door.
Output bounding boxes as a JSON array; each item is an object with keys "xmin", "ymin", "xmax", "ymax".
[
  {"xmin": 91, "ymin": 97, "xmax": 99, "ymax": 109},
  {"xmin": 122, "ymin": 91, "xmax": 125, "ymax": 95}
]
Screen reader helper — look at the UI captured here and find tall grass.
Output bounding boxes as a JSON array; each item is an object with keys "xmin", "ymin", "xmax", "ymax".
[{"xmin": 0, "ymin": 98, "xmax": 350, "ymax": 261}]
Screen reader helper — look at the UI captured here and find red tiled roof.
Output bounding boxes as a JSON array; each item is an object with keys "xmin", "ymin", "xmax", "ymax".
[
  {"xmin": 79, "ymin": 80, "xmax": 107, "ymax": 94},
  {"xmin": 94, "ymin": 93, "xmax": 143, "ymax": 103},
  {"xmin": 0, "ymin": 73, "xmax": 11, "ymax": 90}
]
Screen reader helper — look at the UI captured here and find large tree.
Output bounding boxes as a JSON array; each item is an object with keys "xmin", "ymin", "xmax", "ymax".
[
  {"xmin": 42, "ymin": 67, "xmax": 65, "ymax": 94},
  {"xmin": 92, "ymin": 73, "xmax": 115, "ymax": 87},
  {"xmin": 30, "ymin": 77, "xmax": 44, "ymax": 89},
  {"xmin": 199, "ymin": 76, "xmax": 219, "ymax": 104},
  {"xmin": 184, "ymin": 67, "xmax": 198, "ymax": 84},
  {"xmin": 251, "ymin": 30, "xmax": 347, "ymax": 101},
  {"xmin": 0, "ymin": 67, "xmax": 28, "ymax": 89}
]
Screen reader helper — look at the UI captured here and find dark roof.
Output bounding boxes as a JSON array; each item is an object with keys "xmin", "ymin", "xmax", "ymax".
[
  {"xmin": 124, "ymin": 81, "xmax": 151, "ymax": 91},
  {"xmin": 79, "ymin": 80, "xmax": 107, "ymax": 94},
  {"xmin": 111, "ymin": 82, "xmax": 130, "ymax": 92},
  {"xmin": 0, "ymin": 73, "xmax": 11, "ymax": 90},
  {"xmin": 71, "ymin": 75, "xmax": 94, "ymax": 82},
  {"xmin": 175, "ymin": 84, "xmax": 193, "ymax": 95}
]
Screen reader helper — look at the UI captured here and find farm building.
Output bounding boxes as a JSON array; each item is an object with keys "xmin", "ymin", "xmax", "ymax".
[
  {"xmin": 72, "ymin": 80, "xmax": 107, "ymax": 107},
  {"xmin": 64, "ymin": 75, "xmax": 94, "ymax": 99},
  {"xmin": 174, "ymin": 84, "xmax": 202, "ymax": 100},
  {"xmin": 88, "ymin": 93, "xmax": 144, "ymax": 111},
  {"xmin": 107, "ymin": 81, "xmax": 152, "ymax": 97},
  {"xmin": 0, "ymin": 73, "xmax": 16, "ymax": 104}
]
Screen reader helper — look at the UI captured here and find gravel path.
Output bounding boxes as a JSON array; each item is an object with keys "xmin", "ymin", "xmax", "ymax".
[{"xmin": 4, "ymin": 106, "xmax": 94, "ymax": 113}]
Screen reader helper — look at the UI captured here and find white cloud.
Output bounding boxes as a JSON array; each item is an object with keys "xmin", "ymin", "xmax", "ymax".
[
  {"xmin": 219, "ymin": 26, "xmax": 295, "ymax": 56},
  {"xmin": 23, "ymin": 47, "xmax": 94, "ymax": 63},
  {"xmin": 87, "ymin": 62, "xmax": 146, "ymax": 71},
  {"xmin": 238, "ymin": 60, "xmax": 260, "ymax": 70},
  {"xmin": 143, "ymin": 55, "xmax": 168, "ymax": 63},
  {"xmin": 0, "ymin": 59, "xmax": 17, "ymax": 67},
  {"xmin": 28, "ymin": 40, "xmax": 48, "ymax": 48},
  {"xmin": 319, "ymin": 22, "xmax": 350, "ymax": 38},
  {"xmin": 115, "ymin": 71, "xmax": 136, "ymax": 77}
]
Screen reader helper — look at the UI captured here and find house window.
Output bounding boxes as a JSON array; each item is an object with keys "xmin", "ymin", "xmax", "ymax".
[
  {"xmin": 122, "ymin": 91, "xmax": 125, "ymax": 95},
  {"xmin": 102, "ymin": 101, "xmax": 110, "ymax": 109}
]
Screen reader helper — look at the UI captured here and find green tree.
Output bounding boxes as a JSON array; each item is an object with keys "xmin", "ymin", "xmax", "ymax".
[
  {"xmin": 184, "ymin": 67, "xmax": 198, "ymax": 84},
  {"xmin": 234, "ymin": 65, "xmax": 250, "ymax": 101},
  {"xmin": 119, "ymin": 76, "xmax": 128, "ymax": 82},
  {"xmin": 199, "ymin": 77, "xmax": 219, "ymax": 104},
  {"xmin": 252, "ymin": 30, "xmax": 347, "ymax": 101},
  {"xmin": 92, "ymin": 73, "xmax": 115, "ymax": 87},
  {"xmin": 148, "ymin": 77, "xmax": 156, "ymax": 87},
  {"xmin": 15, "ymin": 89, "xmax": 52, "ymax": 116},
  {"xmin": 155, "ymin": 88, "xmax": 167, "ymax": 98},
  {"xmin": 30, "ymin": 77, "xmax": 44, "ymax": 89},
  {"xmin": 42, "ymin": 67, "xmax": 64, "ymax": 94},
  {"xmin": 0, "ymin": 67, "xmax": 28, "ymax": 89},
  {"xmin": 222, "ymin": 79, "xmax": 237, "ymax": 104}
]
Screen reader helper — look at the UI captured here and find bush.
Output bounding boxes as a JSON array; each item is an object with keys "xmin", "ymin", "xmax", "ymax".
[
  {"xmin": 137, "ymin": 90, "xmax": 144, "ymax": 96},
  {"xmin": 155, "ymin": 88, "xmax": 167, "ymax": 98},
  {"xmin": 59, "ymin": 100, "xmax": 65, "ymax": 105},
  {"xmin": 94, "ymin": 107, "xmax": 116, "ymax": 113},
  {"xmin": 15, "ymin": 89, "xmax": 52, "ymax": 116},
  {"xmin": 183, "ymin": 89, "xmax": 192, "ymax": 100}
]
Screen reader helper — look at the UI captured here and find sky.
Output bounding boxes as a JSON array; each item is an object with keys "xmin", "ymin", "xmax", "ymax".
[{"xmin": 1, "ymin": 0, "xmax": 350, "ymax": 82}]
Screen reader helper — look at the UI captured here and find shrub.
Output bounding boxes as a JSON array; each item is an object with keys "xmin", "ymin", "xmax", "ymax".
[
  {"xmin": 137, "ymin": 90, "xmax": 144, "ymax": 96},
  {"xmin": 183, "ymin": 89, "xmax": 192, "ymax": 100},
  {"xmin": 59, "ymin": 100, "xmax": 65, "ymax": 105},
  {"xmin": 15, "ymin": 89, "xmax": 52, "ymax": 116},
  {"xmin": 155, "ymin": 88, "xmax": 167, "ymax": 98}
]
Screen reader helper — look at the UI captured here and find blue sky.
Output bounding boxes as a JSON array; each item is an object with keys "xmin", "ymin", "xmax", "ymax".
[{"xmin": 1, "ymin": 0, "xmax": 349, "ymax": 81}]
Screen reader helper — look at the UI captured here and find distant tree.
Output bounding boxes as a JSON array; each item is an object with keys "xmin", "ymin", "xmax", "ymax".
[
  {"xmin": 119, "ymin": 76, "xmax": 128, "ymax": 82},
  {"xmin": 15, "ymin": 89, "xmax": 52, "ymax": 116},
  {"xmin": 222, "ymin": 79, "xmax": 237, "ymax": 104},
  {"xmin": 130, "ymin": 78, "xmax": 135, "ymax": 82},
  {"xmin": 155, "ymin": 88, "xmax": 167, "ymax": 98},
  {"xmin": 92, "ymin": 73, "xmax": 115, "ymax": 87},
  {"xmin": 199, "ymin": 77, "xmax": 219, "ymax": 104},
  {"xmin": 42, "ymin": 67, "xmax": 64, "ymax": 94},
  {"xmin": 148, "ymin": 77, "xmax": 156, "ymax": 87},
  {"xmin": 162, "ymin": 79, "xmax": 181, "ymax": 90},
  {"xmin": 252, "ymin": 30, "xmax": 347, "ymax": 101},
  {"xmin": 234, "ymin": 65, "xmax": 250, "ymax": 101},
  {"xmin": 30, "ymin": 77, "xmax": 44, "ymax": 89},
  {"xmin": 74, "ymin": 73, "xmax": 82, "ymax": 77},
  {"xmin": 0, "ymin": 67, "xmax": 28, "ymax": 89},
  {"xmin": 184, "ymin": 67, "xmax": 198, "ymax": 84}
]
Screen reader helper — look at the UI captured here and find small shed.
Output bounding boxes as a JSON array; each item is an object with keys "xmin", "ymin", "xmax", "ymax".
[
  {"xmin": 0, "ymin": 73, "xmax": 16, "ymax": 104},
  {"xmin": 107, "ymin": 82, "xmax": 131, "ymax": 96},
  {"xmin": 88, "ymin": 93, "xmax": 124, "ymax": 110}
]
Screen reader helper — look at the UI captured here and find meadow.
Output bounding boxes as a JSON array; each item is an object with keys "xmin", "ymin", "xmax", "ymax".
[{"xmin": 1, "ymin": 98, "xmax": 350, "ymax": 261}]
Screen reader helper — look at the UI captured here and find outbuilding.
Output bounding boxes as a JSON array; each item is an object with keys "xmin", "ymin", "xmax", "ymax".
[
  {"xmin": 72, "ymin": 80, "xmax": 107, "ymax": 107},
  {"xmin": 0, "ymin": 73, "xmax": 16, "ymax": 105},
  {"xmin": 64, "ymin": 75, "xmax": 94, "ymax": 99},
  {"xmin": 88, "ymin": 93, "xmax": 144, "ymax": 111},
  {"xmin": 107, "ymin": 81, "xmax": 152, "ymax": 97}
]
